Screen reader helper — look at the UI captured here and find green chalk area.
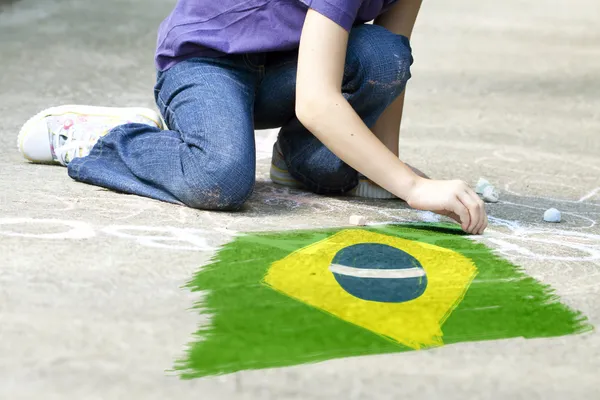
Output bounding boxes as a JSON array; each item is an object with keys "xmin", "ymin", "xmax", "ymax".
[{"xmin": 174, "ymin": 224, "xmax": 592, "ymax": 379}]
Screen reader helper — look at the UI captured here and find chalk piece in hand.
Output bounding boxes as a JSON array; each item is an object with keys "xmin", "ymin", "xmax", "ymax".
[
  {"xmin": 349, "ymin": 215, "xmax": 367, "ymax": 226},
  {"xmin": 543, "ymin": 208, "xmax": 561, "ymax": 223}
]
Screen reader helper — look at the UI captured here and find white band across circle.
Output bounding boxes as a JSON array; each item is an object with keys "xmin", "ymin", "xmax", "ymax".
[{"xmin": 329, "ymin": 263, "xmax": 426, "ymax": 279}]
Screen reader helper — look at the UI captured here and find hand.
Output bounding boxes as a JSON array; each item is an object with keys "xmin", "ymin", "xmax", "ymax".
[{"xmin": 405, "ymin": 178, "xmax": 488, "ymax": 234}]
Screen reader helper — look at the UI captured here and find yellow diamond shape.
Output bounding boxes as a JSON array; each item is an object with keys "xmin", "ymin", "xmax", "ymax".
[{"xmin": 263, "ymin": 229, "xmax": 478, "ymax": 349}]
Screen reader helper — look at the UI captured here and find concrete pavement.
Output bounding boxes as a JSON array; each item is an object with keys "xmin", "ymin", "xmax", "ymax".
[{"xmin": 1, "ymin": 0, "xmax": 599, "ymax": 398}]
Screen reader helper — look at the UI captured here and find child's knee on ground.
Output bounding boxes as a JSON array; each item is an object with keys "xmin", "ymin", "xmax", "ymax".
[{"xmin": 176, "ymin": 160, "xmax": 255, "ymax": 211}]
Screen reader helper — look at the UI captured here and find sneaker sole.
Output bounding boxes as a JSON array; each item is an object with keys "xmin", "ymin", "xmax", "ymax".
[
  {"xmin": 348, "ymin": 178, "xmax": 397, "ymax": 199},
  {"xmin": 270, "ymin": 163, "xmax": 305, "ymax": 188},
  {"xmin": 17, "ymin": 105, "xmax": 164, "ymax": 163}
]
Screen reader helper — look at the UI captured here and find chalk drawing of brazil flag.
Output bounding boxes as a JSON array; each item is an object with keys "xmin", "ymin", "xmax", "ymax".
[
  {"xmin": 266, "ymin": 230, "xmax": 476, "ymax": 350},
  {"xmin": 175, "ymin": 224, "xmax": 592, "ymax": 379}
]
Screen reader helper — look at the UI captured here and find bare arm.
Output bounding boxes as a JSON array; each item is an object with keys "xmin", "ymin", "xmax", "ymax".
[
  {"xmin": 296, "ymin": 9, "xmax": 488, "ymax": 234},
  {"xmin": 296, "ymin": 9, "xmax": 418, "ymax": 200}
]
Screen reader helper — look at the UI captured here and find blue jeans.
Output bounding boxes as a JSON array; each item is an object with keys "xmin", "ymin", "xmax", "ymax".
[{"xmin": 68, "ymin": 25, "xmax": 412, "ymax": 210}]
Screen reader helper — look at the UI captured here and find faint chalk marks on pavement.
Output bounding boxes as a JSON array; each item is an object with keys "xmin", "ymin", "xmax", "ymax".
[
  {"xmin": 473, "ymin": 147, "xmax": 600, "ymax": 205},
  {"xmin": 473, "ymin": 216, "xmax": 600, "ymax": 262},
  {"xmin": 415, "ymin": 211, "xmax": 442, "ymax": 223},
  {"xmin": 17, "ymin": 193, "xmax": 200, "ymax": 224},
  {"xmin": 579, "ymin": 187, "xmax": 600, "ymax": 203},
  {"xmin": 102, "ymin": 225, "xmax": 216, "ymax": 252},
  {"xmin": 0, "ymin": 217, "xmax": 235, "ymax": 252},
  {"xmin": 253, "ymin": 183, "xmax": 357, "ymax": 213},
  {"xmin": 504, "ymin": 180, "xmax": 600, "ymax": 207},
  {"xmin": 0, "ymin": 217, "xmax": 95, "ymax": 239},
  {"xmin": 474, "ymin": 149, "xmax": 519, "ymax": 165},
  {"xmin": 499, "ymin": 200, "xmax": 597, "ymax": 229}
]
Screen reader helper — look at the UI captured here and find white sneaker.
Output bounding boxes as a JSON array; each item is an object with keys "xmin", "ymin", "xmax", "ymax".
[
  {"xmin": 17, "ymin": 105, "xmax": 164, "ymax": 166},
  {"xmin": 346, "ymin": 176, "xmax": 397, "ymax": 199}
]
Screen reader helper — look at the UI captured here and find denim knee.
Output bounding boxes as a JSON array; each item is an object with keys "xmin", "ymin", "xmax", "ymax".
[
  {"xmin": 177, "ymin": 159, "xmax": 255, "ymax": 211},
  {"xmin": 347, "ymin": 24, "xmax": 413, "ymax": 95}
]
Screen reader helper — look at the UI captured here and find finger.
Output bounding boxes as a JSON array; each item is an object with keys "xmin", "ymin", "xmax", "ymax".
[
  {"xmin": 479, "ymin": 207, "xmax": 489, "ymax": 234},
  {"xmin": 474, "ymin": 197, "xmax": 487, "ymax": 234},
  {"xmin": 458, "ymin": 191, "xmax": 479, "ymax": 234},
  {"xmin": 451, "ymin": 195, "xmax": 470, "ymax": 232},
  {"xmin": 466, "ymin": 190, "xmax": 486, "ymax": 234},
  {"xmin": 474, "ymin": 192, "xmax": 488, "ymax": 234}
]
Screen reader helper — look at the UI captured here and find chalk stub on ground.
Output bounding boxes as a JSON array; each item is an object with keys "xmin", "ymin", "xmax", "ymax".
[
  {"xmin": 543, "ymin": 208, "xmax": 561, "ymax": 223},
  {"xmin": 475, "ymin": 178, "xmax": 490, "ymax": 194},
  {"xmin": 476, "ymin": 177, "xmax": 499, "ymax": 203},
  {"xmin": 482, "ymin": 185, "xmax": 499, "ymax": 203},
  {"xmin": 349, "ymin": 215, "xmax": 367, "ymax": 226}
]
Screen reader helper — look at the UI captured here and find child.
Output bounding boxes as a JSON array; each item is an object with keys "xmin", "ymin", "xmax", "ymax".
[{"xmin": 17, "ymin": 0, "xmax": 487, "ymax": 234}]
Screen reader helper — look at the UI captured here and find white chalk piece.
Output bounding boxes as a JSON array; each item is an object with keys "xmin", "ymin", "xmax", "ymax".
[
  {"xmin": 349, "ymin": 215, "xmax": 367, "ymax": 226},
  {"xmin": 543, "ymin": 208, "xmax": 561, "ymax": 223},
  {"xmin": 482, "ymin": 186, "xmax": 499, "ymax": 203},
  {"xmin": 476, "ymin": 177, "xmax": 499, "ymax": 203}
]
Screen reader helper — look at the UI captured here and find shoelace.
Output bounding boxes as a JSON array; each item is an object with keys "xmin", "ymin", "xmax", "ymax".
[{"xmin": 53, "ymin": 123, "xmax": 104, "ymax": 166}]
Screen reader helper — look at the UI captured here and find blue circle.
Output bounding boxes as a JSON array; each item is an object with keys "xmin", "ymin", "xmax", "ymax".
[{"xmin": 330, "ymin": 243, "xmax": 427, "ymax": 303}]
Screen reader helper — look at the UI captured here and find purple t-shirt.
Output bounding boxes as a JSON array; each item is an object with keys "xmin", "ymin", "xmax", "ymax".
[{"xmin": 155, "ymin": 0, "xmax": 398, "ymax": 71}]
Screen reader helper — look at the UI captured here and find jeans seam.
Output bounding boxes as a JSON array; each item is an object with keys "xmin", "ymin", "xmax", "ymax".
[
  {"xmin": 155, "ymin": 89, "xmax": 165, "ymax": 109},
  {"xmin": 243, "ymin": 54, "xmax": 263, "ymax": 70}
]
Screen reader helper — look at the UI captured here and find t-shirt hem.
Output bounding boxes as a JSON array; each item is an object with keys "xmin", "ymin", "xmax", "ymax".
[{"xmin": 300, "ymin": 0, "xmax": 355, "ymax": 31}]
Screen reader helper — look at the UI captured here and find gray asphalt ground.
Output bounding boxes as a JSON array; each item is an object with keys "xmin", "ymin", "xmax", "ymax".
[{"xmin": 1, "ymin": 0, "xmax": 599, "ymax": 399}]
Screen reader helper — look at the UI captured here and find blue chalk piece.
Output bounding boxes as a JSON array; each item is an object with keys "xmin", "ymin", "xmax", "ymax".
[
  {"xmin": 329, "ymin": 243, "xmax": 427, "ymax": 303},
  {"xmin": 543, "ymin": 208, "xmax": 561, "ymax": 223}
]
